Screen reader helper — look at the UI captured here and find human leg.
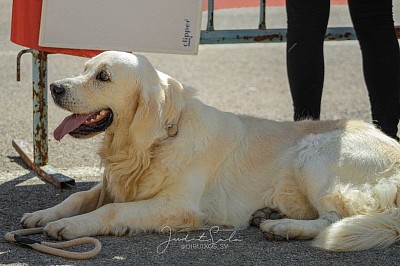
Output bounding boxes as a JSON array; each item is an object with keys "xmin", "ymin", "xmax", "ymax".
[
  {"xmin": 286, "ymin": 0, "xmax": 330, "ymax": 121},
  {"xmin": 348, "ymin": 0, "xmax": 400, "ymax": 139}
]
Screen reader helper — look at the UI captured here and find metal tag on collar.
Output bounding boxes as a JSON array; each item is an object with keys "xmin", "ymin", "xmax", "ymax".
[{"xmin": 167, "ymin": 124, "xmax": 178, "ymax": 137}]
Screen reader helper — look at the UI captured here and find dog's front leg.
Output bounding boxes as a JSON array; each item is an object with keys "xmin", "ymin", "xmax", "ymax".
[
  {"xmin": 44, "ymin": 198, "xmax": 198, "ymax": 240},
  {"xmin": 21, "ymin": 183, "xmax": 105, "ymax": 228}
]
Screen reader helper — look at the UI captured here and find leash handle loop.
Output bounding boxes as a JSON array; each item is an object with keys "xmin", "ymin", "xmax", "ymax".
[{"xmin": 4, "ymin": 227, "xmax": 101, "ymax": 260}]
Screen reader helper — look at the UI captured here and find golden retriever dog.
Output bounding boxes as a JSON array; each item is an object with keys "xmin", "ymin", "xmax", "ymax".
[{"xmin": 21, "ymin": 51, "xmax": 400, "ymax": 252}]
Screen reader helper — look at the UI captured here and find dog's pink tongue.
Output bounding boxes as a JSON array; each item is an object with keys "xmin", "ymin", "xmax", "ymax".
[{"xmin": 53, "ymin": 114, "xmax": 91, "ymax": 141}]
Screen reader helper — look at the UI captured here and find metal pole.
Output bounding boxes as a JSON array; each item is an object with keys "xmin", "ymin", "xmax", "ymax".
[
  {"xmin": 206, "ymin": 0, "xmax": 214, "ymax": 31},
  {"xmin": 259, "ymin": 0, "xmax": 266, "ymax": 30},
  {"xmin": 31, "ymin": 49, "xmax": 48, "ymax": 166}
]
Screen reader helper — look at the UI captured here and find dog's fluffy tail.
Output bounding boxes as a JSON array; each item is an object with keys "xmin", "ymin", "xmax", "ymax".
[{"xmin": 312, "ymin": 209, "xmax": 400, "ymax": 252}]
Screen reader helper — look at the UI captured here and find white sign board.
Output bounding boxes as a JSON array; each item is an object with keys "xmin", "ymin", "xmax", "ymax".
[{"xmin": 39, "ymin": 0, "xmax": 202, "ymax": 54}]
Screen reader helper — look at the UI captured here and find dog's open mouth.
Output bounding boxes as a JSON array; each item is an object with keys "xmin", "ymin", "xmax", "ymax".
[{"xmin": 53, "ymin": 109, "xmax": 113, "ymax": 141}]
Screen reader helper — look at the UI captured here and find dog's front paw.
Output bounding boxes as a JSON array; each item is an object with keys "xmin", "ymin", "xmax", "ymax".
[
  {"xmin": 44, "ymin": 216, "xmax": 100, "ymax": 240},
  {"xmin": 21, "ymin": 209, "xmax": 60, "ymax": 228},
  {"xmin": 44, "ymin": 218, "xmax": 83, "ymax": 240}
]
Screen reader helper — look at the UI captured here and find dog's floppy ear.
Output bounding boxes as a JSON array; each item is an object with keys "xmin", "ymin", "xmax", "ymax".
[
  {"xmin": 129, "ymin": 81, "xmax": 166, "ymax": 151},
  {"xmin": 162, "ymin": 74, "xmax": 188, "ymax": 126}
]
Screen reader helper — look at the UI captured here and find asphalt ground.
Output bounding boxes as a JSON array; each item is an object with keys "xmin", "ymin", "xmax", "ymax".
[{"xmin": 1, "ymin": 1, "xmax": 400, "ymax": 265}]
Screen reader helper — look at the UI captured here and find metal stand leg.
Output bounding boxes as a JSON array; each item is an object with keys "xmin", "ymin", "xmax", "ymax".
[
  {"xmin": 31, "ymin": 49, "xmax": 49, "ymax": 165},
  {"xmin": 13, "ymin": 49, "xmax": 75, "ymax": 188}
]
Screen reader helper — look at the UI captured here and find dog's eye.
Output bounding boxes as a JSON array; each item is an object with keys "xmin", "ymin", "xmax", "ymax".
[{"xmin": 96, "ymin": 70, "xmax": 110, "ymax": 82}]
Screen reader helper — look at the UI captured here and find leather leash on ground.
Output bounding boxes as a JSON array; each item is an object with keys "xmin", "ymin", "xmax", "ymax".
[{"xmin": 4, "ymin": 227, "xmax": 101, "ymax": 259}]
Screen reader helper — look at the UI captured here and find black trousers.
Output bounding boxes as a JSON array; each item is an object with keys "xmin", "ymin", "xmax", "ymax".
[{"xmin": 286, "ymin": 0, "xmax": 400, "ymax": 139}]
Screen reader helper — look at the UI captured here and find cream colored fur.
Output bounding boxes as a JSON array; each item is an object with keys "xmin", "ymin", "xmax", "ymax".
[{"xmin": 21, "ymin": 51, "xmax": 400, "ymax": 252}]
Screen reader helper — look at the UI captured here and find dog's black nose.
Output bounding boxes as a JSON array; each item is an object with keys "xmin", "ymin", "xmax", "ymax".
[{"xmin": 50, "ymin": 83, "xmax": 66, "ymax": 96}]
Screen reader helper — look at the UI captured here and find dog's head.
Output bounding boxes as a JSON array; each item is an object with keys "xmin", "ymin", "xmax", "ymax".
[{"xmin": 51, "ymin": 51, "xmax": 188, "ymax": 149}]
